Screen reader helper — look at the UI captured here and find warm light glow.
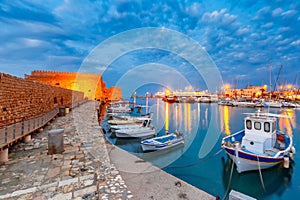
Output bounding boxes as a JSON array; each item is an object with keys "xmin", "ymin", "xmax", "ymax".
[
  {"xmin": 184, "ymin": 103, "xmax": 188, "ymax": 131},
  {"xmin": 223, "ymin": 106, "xmax": 231, "ymax": 135},
  {"xmin": 187, "ymin": 103, "xmax": 191, "ymax": 131},
  {"xmin": 165, "ymin": 89, "xmax": 171, "ymax": 96},
  {"xmin": 263, "ymin": 85, "xmax": 267, "ymax": 90},
  {"xmin": 224, "ymin": 84, "xmax": 230, "ymax": 89},
  {"xmin": 165, "ymin": 102, "xmax": 169, "ymax": 132},
  {"xmin": 279, "ymin": 109, "xmax": 294, "ymax": 136},
  {"xmin": 286, "ymin": 84, "xmax": 293, "ymax": 89}
]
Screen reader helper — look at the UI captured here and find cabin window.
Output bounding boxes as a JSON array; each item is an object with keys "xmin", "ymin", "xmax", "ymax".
[
  {"xmin": 246, "ymin": 120, "xmax": 252, "ymax": 129},
  {"xmin": 254, "ymin": 122, "xmax": 261, "ymax": 130},
  {"xmin": 264, "ymin": 122, "xmax": 270, "ymax": 132}
]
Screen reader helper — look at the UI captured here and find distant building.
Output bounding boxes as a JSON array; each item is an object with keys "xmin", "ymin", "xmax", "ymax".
[
  {"xmin": 25, "ymin": 70, "xmax": 122, "ymax": 101},
  {"xmin": 224, "ymin": 85, "xmax": 267, "ymax": 98}
]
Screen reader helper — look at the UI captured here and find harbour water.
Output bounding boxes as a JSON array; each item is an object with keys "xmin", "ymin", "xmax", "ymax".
[{"xmin": 102, "ymin": 98, "xmax": 300, "ymax": 200}]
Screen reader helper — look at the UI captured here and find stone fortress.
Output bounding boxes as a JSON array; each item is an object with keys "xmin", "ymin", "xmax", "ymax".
[
  {"xmin": 25, "ymin": 70, "xmax": 122, "ymax": 101},
  {"xmin": 0, "ymin": 70, "xmax": 122, "ymax": 123}
]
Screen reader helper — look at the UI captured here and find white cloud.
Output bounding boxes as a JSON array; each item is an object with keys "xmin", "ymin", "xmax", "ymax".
[
  {"xmin": 185, "ymin": 2, "xmax": 202, "ymax": 17},
  {"xmin": 281, "ymin": 10, "xmax": 297, "ymax": 18},
  {"xmin": 261, "ymin": 22, "xmax": 273, "ymax": 29},
  {"xmin": 23, "ymin": 38, "xmax": 43, "ymax": 47},
  {"xmin": 272, "ymin": 8, "xmax": 283, "ymax": 17},
  {"xmin": 291, "ymin": 39, "xmax": 300, "ymax": 46},
  {"xmin": 236, "ymin": 27, "xmax": 250, "ymax": 36},
  {"xmin": 278, "ymin": 27, "xmax": 291, "ymax": 32},
  {"xmin": 201, "ymin": 9, "xmax": 237, "ymax": 26}
]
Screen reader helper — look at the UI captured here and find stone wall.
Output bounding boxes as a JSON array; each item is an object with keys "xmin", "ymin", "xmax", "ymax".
[
  {"xmin": 25, "ymin": 70, "xmax": 122, "ymax": 101},
  {"xmin": 0, "ymin": 72, "xmax": 84, "ymax": 122}
]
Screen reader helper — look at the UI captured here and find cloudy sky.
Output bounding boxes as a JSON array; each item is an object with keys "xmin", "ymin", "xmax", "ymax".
[{"xmin": 0, "ymin": 0, "xmax": 299, "ymax": 91}]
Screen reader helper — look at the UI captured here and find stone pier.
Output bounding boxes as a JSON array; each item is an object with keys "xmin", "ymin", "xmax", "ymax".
[{"xmin": 0, "ymin": 101, "xmax": 214, "ymax": 200}]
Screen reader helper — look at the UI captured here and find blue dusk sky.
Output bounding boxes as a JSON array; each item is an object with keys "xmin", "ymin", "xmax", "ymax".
[{"xmin": 0, "ymin": 0, "xmax": 300, "ymax": 91}]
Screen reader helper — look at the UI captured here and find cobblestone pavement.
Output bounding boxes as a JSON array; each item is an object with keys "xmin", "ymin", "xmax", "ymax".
[{"xmin": 0, "ymin": 101, "xmax": 132, "ymax": 200}]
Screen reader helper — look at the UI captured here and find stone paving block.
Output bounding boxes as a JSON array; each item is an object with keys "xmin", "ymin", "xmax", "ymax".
[
  {"xmin": 63, "ymin": 185, "xmax": 74, "ymax": 193},
  {"xmin": 49, "ymin": 192, "xmax": 72, "ymax": 200},
  {"xmin": 79, "ymin": 174, "xmax": 95, "ymax": 181},
  {"xmin": 11, "ymin": 187, "xmax": 36, "ymax": 197},
  {"xmin": 46, "ymin": 167, "xmax": 60, "ymax": 179},
  {"xmin": 58, "ymin": 177, "xmax": 78, "ymax": 187},
  {"xmin": 73, "ymin": 185, "xmax": 97, "ymax": 198}
]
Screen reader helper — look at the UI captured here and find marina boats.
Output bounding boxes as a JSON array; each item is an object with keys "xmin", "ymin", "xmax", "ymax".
[
  {"xmin": 115, "ymin": 118, "xmax": 156, "ymax": 138},
  {"xmin": 141, "ymin": 132, "xmax": 184, "ymax": 151},
  {"xmin": 218, "ymin": 98, "xmax": 238, "ymax": 106},
  {"xmin": 107, "ymin": 114, "xmax": 150, "ymax": 125},
  {"xmin": 196, "ymin": 94, "xmax": 218, "ymax": 103},
  {"xmin": 107, "ymin": 101, "xmax": 132, "ymax": 113},
  {"xmin": 235, "ymin": 101, "xmax": 264, "ymax": 108},
  {"xmin": 110, "ymin": 117, "xmax": 151, "ymax": 132},
  {"xmin": 221, "ymin": 110, "xmax": 295, "ymax": 173},
  {"xmin": 281, "ymin": 101, "xmax": 297, "ymax": 108},
  {"xmin": 162, "ymin": 95, "xmax": 177, "ymax": 103},
  {"xmin": 263, "ymin": 100, "xmax": 282, "ymax": 108}
]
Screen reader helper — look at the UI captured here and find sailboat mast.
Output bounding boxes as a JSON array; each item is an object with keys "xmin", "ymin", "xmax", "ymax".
[{"xmin": 269, "ymin": 62, "xmax": 272, "ymax": 99}]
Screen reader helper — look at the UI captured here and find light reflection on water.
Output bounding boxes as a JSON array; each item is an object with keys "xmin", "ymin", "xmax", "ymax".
[{"xmin": 103, "ymin": 99, "xmax": 300, "ymax": 200}]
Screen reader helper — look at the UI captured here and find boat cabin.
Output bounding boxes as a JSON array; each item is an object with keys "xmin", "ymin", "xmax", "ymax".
[
  {"xmin": 241, "ymin": 114, "xmax": 277, "ymax": 154},
  {"xmin": 140, "ymin": 118, "xmax": 152, "ymax": 127}
]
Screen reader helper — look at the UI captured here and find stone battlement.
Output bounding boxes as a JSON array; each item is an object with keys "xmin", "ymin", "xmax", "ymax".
[
  {"xmin": 25, "ymin": 70, "xmax": 122, "ymax": 101},
  {"xmin": 0, "ymin": 72, "xmax": 84, "ymax": 122}
]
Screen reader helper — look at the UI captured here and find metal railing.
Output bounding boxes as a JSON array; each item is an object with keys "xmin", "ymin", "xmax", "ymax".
[{"xmin": 0, "ymin": 108, "xmax": 59, "ymax": 150}]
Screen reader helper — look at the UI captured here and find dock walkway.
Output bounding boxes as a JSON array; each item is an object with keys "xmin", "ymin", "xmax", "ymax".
[{"xmin": 0, "ymin": 101, "xmax": 214, "ymax": 200}]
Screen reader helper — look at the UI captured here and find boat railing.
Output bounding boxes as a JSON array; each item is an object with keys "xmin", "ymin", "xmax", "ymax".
[{"xmin": 0, "ymin": 107, "xmax": 59, "ymax": 150}]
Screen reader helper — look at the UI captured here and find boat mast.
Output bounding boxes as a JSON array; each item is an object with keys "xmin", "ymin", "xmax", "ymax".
[{"xmin": 269, "ymin": 61, "xmax": 272, "ymax": 99}]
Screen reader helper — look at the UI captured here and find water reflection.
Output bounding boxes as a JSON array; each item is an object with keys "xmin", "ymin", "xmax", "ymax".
[
  {"xmin": 102, "ymin": 99, "xmax": 299, "ymax": 199},
  {"xmin": 222, "ymin": 157, "xmax": 294, "ymax": 199},
  {"xmin": 219, "ymin": 106, "xmax": 231, "ymax": 135},
  {"xmin": 279, "ymin": 109, "xmax": 296, "ymax": 136},
  {"xmin": 165, "ymin": 102, "xmax": 169, "ymax": 132}
]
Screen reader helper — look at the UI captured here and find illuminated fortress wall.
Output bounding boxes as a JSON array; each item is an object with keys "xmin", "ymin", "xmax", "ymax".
[
  {"xmin": 25, "ymin": 70, "xmax": 122, "ymax": 101},
  {"xmin": 0, "ymin": 72, "xmax": 84, "ymax": 122}
]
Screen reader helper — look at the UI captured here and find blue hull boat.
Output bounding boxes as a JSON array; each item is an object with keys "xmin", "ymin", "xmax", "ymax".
[
  {"xmin": 141, "ymin": 133, "xmax": 184, "ymax": 151},
  {"xmin": 221, "ymin": 111, "xmax": 295, "ymax": 173}
]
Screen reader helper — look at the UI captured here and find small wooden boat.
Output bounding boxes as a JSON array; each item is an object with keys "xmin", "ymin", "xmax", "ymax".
[
  {"xmin": 141, "ymin": 132, "xmax": 184, "ymax": 151},
  {"xmin": 221, "ymin": 110, "xmax": 295, "ymax": 173},
  {"xmin": 115, "ymin": 118, "xmax": 156, "ymax": 138}
]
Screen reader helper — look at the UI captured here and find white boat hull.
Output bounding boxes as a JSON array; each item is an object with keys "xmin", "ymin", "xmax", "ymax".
[
  {"xmin": 116, "ymin": 128, "xmax": 156, "ymax": 138},
  {"xmin": 141, "ymin": 135, "xmax": 184, "ymax": 151},
  {"xmin": 226, "ymin": 151, "xmax": 281, "ymax": 173}
]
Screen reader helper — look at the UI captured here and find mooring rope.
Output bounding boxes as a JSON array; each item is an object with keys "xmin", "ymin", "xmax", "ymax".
[
  {"xmin": 165, "ymin": 148, "xmax": 223, "ymax": 169},
  {"xmin": 222, "ymin": 158, "xmax": 235, "ymax": 200},
  {"xmin": 257, "ymin": 156, "xmax": 266, "ymax": 191}
]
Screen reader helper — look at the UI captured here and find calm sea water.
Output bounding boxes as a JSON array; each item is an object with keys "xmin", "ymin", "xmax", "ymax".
[{"xmin": 102, "ymin": 98, "xmax": 300, "ymax": 200}]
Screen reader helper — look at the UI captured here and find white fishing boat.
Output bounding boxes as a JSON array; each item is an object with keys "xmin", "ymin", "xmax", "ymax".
[
  {"xmin": 236, "ymin": 101, "xmax": 257, "ymax": 108},
  {"xmin": 221, "ymin": 110, "xmax": 295, "ymax": 173},
  {"xmin": 281, "ymin": 101, "xmax": 297, "ymax": 108},
  {"xmin": 141, "ymin": 132, "xmax": 184, "ymax": 151},
  {"xmin": 107, "ymin": 101, "xmax": 132, "ymax": 113},
  {"xmin": 197, "ymin": 96, "xmax": 211, "ymax": 103},
  {"xmin": 115, "ymin": 118, "xmax": 156, "ymax": 138},
  {"xmin": 110, "ymin": 117, "xmax": 150, "ymax": 132},
  {"xmin": 264, "ymin": 100, "xmax": 282, "ymax": 108},
  {"xmin": 218, "ymin": 98, "xmax": 237, "ymax": 106}
]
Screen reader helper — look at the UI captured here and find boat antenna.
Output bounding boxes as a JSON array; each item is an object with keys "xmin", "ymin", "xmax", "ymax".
[{"xmin": 268, "ymin": 61, "xmax": 272, "ymax": 113}]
